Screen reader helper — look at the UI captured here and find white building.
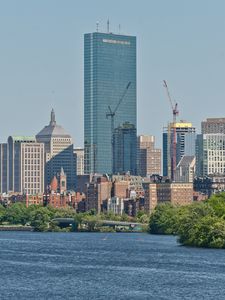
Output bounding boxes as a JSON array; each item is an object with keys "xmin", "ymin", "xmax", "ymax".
[
  {"xmin": 74, "ymin": 148, "xmax": 84, "ymax": 175},
  {"xmin": 8, "ymin": 136, "xmax": 44, "ymax": 194},
  {"xmin": 21, "ymin": 142, "xmax": 45, "ymax": 195},
  {"xmin": 107, "ymin": 197, "xmax": 124, "ymax": 215},
  {"xmin": 196, "ymin": 133, "xmax": 225, "ymax": 177}
]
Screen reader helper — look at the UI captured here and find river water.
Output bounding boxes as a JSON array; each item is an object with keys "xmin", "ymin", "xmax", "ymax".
[{"xmin": 0, "ymin": 232, "xmax": 224, "ymax": 299}]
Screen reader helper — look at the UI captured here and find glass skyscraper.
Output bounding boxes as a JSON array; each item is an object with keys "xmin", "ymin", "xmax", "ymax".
[
  {"xmin": 113, "ymin": 122, "xmax": 137, "ymax": 175},
  {"xmin": 84, "ymin": 31, "xmax": 136, "ymax": 174}
]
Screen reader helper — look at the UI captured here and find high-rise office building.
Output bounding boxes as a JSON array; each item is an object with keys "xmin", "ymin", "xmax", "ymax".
[
  {"xmin": 137, "ymin": 135, "xmax": 161, "ymax": 177},
  {"xmin": 113, "ymin": 122, "xmax": 137, "ymax": 175},
  {"xmin": 0, "ymin": 143, "xmax": 8, "ymax": 193},
  {"xmin": 163, "ymin": 121, "xmax": 196, "ymax": 179},
  {"xmin": 20, "ymin": 142, "xmax": 45, "ymax": 195},
  {"xmin": 196, "ymin": 133, "xmax": 225, "ymax": 177},
  {"xmin": 196, "ymin": 118, "xmax": 225, "ymax": 177},
  {"xmin": 8, "ymin": 136, "xmax": 45, "ymax": 194},
  {"xmin": 84, "ymin": 31, "xmax": 136, "ymax": 174},
  {"xmin": 74, "ymin": 148, "xmax": 84, "ymax": 175},
  {"xmin": 36, "ymin": 110, "xmax": 76, "ymax": 190},
  {"xmin": 201, "ymin": 118, "xmax": 225, "ymax": 134}
]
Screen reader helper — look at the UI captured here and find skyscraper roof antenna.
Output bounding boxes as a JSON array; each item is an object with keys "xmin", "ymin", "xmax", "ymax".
[
  {"xmin": 96, "ymin": 21, "xmax": 99, "ymax": 32},
  {"xmin": 107, "ymin": 19, "xmax": 109, "ymax": 33}
]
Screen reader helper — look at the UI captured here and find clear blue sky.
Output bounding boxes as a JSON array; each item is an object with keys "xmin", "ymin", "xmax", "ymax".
[{"xmin": 1, "ymin": 0, "xmax": 225, "ymax": 148}]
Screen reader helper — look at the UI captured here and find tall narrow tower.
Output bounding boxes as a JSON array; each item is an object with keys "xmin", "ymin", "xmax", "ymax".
[{"xmin": 84, "ymin": 31, "xmax": 137, "ymax": 174}]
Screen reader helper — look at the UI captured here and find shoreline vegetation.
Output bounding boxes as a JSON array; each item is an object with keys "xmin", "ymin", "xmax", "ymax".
[
  {"xmin": 149, "ymin": 192, "xmax": 225, "ymax": 249},
  {"xmin": 0, "ymin": 203, "xmax": 148, "ymax": 233},
  {"xmin": 1, "ymin": 192, "xmax": 225, "ymax": 249}
]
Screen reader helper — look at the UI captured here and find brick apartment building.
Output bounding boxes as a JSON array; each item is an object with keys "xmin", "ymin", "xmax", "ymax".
[{"xmin": 143, "ymin": 182, "xmax": 193, "ymax": 214}]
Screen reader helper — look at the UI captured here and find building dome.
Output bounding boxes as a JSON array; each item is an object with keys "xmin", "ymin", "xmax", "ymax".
[{"xmin": 36, "ymin": 109, "xmax": 71, "ymax": 139}]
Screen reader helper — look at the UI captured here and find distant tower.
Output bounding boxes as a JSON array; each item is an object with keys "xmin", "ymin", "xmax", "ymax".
[
  {"xmin": 196, "ymin": 117, "xmax": 225, "ymax": 177},
  {"xmin": 137, "ymin": 135, "xmax": 161, "ymax": 177},
  {"xmin": 84, "ymin": 31, "xmax": 136, "ymax": 174},
  {"xmin": 59, "ymin": 167, "xmax": 67, "ymax": 193},
  {"xmin": 163, "ymin": 121, "xmax": 196, "ymax": 179},
  {"xmin": 7, "ymin": 136, "xmax": 44, "ymax": 195},
  {"xmin": 36, "ymin": 109, "xmax": 76, "ymax": 190}
]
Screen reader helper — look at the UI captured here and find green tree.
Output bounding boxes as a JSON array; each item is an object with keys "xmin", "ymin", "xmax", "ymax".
[
  {"xmin": 137, "ymin": 213, "xmax": 149, "ymax": 224},
  {"xmin": 83, "ymin": 215, "xmax": 101, "ymax": 232},
  {"xmin": 0, "ymin": 205, "xmax": 5, "ymax": 224},
  {"xmin": 177, "ymin": 202, "xmax": 215, "ymax": 246},
  {"xmin": 4, "ymin": 203, "xmax": 29, "ymax": 225},
  {"xmin": 149, "ymin": 203, "xmax": 179, "ymax": 234},
  {"xmin": 30, "ymin": 207, "xmax": 50, "ymax": 231},
  {"xmin": 207, "ymin": 193, "xmax": 225, "ymax": 217}
]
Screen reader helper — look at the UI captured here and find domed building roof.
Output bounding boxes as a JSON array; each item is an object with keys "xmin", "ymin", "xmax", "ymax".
[{"xmin": 36, "ymin": 109, "xmax": 71, "ymax": 138}]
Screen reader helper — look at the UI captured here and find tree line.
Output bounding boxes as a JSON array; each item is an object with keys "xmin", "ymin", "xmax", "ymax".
[
  {"xmin": 0, "ymin": 203, "xmax": 149, "ymax": 232},
  {"xmin": 149, "ymin": 192, "xmax": 225, "ymax": 249}
]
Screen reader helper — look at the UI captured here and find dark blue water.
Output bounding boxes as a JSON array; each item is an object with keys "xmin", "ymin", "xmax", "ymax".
[{"xmin": 0, "ymin": 232, "xmax": 225, "ymax": 299}]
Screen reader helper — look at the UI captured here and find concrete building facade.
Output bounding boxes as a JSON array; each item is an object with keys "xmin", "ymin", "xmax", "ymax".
[
  {"xmin": 8, "ymin": 136, "xmax": 45, "ymax": 194},
  {"xmin": 74, "ymin": 148, "xmax": 84, "ymax": 175},
  {"xmin": 196, "ymin": 118, "xmax": 225, "ymax": 177},
  {"xmin": 196, "ymin": 133, "xmax": 225, "ymax": 177},
  {"xmin": 0, "ymin": 143, "xmax": 8, "ymax": 193},
  {"xmin": 137, "ymin": 135, "xmax": 161, "ymax": 177},
  {"xmin": 143, "ymin": 182, "xmax": 193, "ymax": 214},
  {"xmin": 163, "ymin": 121, "xmax": 196, "ymax": 179},
  {"xmin": 201, "ymin": 118, "xmax": 225, "ymax": 134}
]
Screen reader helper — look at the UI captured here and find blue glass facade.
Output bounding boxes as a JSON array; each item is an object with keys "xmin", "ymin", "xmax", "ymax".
[
  {"xmin": 84, "ymin": 32, "xmax": 136, "ymax": 174},
  {"xmin": 113, "ymin": 122, "xmax": 137, "ymax": 175}
]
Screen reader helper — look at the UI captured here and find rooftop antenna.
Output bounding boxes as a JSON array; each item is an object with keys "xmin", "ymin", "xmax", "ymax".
[
  {"xmin": 96, "ymin": 21, "xmax": 99, "ymax": 32},
  {"xmin": 51, "ymin": 90, "xmax": 55, "ymax": 113},
  {"xmin": 107, "ymin": 19, "xmax": 109, "ymax": 33}
]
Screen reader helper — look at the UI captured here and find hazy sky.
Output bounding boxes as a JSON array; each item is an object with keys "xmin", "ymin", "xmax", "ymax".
[{"xmin": 1, "ymin": 0, "xmax": 225, "ymax": 148}]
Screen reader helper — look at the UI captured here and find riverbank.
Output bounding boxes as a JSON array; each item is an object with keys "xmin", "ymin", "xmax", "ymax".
[
  {"xmin": 0, "ymin": 203, "xmax": 148, "ymax": 232},
  {"xmin": 149, "ymin": 192, "xmax": 225, "ymax": 249},
  {"xmin": 0, "ymin": 225, "xmax": 33, "ymax": 231}
]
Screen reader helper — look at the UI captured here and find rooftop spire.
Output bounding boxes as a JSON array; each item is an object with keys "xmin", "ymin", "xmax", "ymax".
[
  {"xmin": 60, "ymin": 167, "xmax": 65, "ymax": 176},
  {"xmin": 50, "ymin": 109, "xmax": 56, "ymax": 126}
]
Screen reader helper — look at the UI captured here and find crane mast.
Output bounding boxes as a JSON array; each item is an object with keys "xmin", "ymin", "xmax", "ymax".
[
  {"xmin": 106, "ymin": 82, "xmax": 131, "ymax": 173},
  {"xmin": 163, "ymin": 80, "xmax": 179, "ymax": 181}
]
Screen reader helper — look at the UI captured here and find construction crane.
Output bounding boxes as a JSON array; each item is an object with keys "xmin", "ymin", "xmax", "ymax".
[
  {"xmin": 163, "ymin": 80, "xmax": 179, "ymax": 181},
  {"xmin": 106, "ymin": 81, "xmax": 131, "ymax": 172}
]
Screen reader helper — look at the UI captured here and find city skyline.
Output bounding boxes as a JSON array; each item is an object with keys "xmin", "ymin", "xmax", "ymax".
[{"xmin": 1, "ymin": 1, "xmax": 225, "ymax": 149}]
